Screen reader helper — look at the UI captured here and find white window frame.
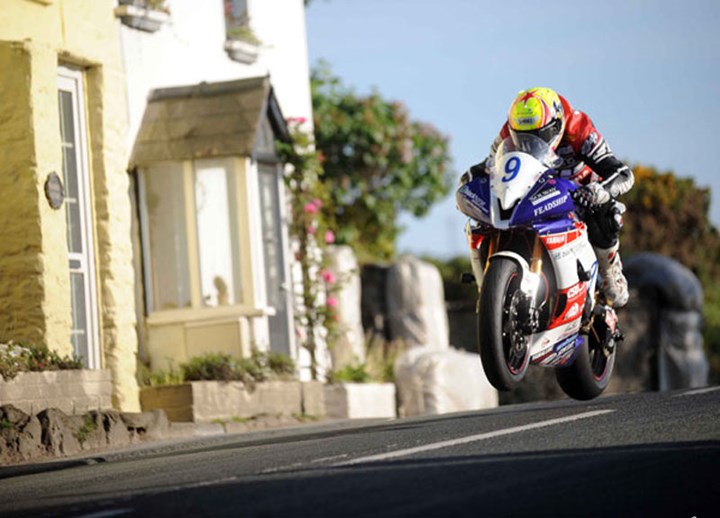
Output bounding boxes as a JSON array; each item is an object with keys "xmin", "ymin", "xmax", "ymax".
[
  {"xmin": 58, "ymin": 66, "xmax": 101, "ymax": 369},
  {"xmin": 138, "ymin": 157, "xmax": 267, "ymax": 325}
]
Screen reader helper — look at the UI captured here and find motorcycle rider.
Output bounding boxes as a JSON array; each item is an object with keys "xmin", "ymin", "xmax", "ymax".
[{"xmin": 461, "ymin": 87, "xmax": 633, "ymax": 308}]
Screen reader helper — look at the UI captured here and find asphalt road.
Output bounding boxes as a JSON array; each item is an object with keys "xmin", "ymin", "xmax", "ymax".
[{"xmin": 1, "ymin": 387, "xmax": 718, "ymax": 517}]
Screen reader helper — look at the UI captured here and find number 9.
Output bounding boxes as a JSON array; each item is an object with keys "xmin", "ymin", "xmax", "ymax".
[{"xmin": 502, "ymin": 157, "xmax": 521, "ymax": 183}]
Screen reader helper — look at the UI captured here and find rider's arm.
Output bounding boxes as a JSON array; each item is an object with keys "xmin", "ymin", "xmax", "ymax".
[
  {"xmin": 581, "ymin": 134, "xmax": 634, "ymax": 197},
  {"xmin": 567, "ymin": 110, "xmax": 635, "ymax": 198}
]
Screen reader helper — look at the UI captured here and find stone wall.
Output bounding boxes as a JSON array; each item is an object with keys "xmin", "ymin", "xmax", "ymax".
[
  {"xmin": 140, "ymin": 381, "xmax": 305, "ymax": 423},
  {"xmin": 0, "ymin": 370, "xmax": 113, "ymax": 416}
]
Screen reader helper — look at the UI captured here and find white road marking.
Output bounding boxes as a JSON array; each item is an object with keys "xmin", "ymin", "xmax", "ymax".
[
  {"xmin": 311, "ymin": 454, "xmax": 349, "ymax": 463},
  {"xmin": 335, "ymin": 409, "xmax": 615, "ymax": 466},
  {"xmin": 675, "ymin": 386, "xmax": 720, "ymax": 397}
]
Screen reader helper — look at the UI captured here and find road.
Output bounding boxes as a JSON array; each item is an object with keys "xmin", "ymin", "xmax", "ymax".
[{"xmin": 0, "ymin": 388, "xmax": 718, "ymax": 517}]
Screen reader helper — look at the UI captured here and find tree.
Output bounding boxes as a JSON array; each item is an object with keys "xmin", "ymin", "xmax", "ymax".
[{"xmin": 311, "ymin": 63, "xmax": 453, "ymax": 262}]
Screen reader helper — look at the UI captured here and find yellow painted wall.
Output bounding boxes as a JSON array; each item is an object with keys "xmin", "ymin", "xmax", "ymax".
[{"xmin": 0, "ymin": 0, "xmax": 140, "ymax": 411}]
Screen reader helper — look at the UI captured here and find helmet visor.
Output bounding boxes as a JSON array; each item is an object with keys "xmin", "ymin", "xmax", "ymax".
[{"xmin": 510, "ymin": 118, "xmax": 562, "ymax": 148}]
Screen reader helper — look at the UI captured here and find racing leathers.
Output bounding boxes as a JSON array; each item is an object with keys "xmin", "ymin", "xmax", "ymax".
[{"xmin": 463, "ymin": 95, "xmax": 634, "ymax": 308}]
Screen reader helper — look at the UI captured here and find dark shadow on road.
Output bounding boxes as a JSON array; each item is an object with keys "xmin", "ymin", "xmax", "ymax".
[{"xmin": 5, "ymin": 440, "xmax": 718, "ymax": 517}]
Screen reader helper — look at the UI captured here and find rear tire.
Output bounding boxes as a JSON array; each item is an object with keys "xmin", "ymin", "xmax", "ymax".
[
  {"xmin": 478, "ymin": 258, "xmax": 530, "ymax": 391},
  {"xmin": 555, "ymin": 333, "xmax": 615, "ymax": 400}
]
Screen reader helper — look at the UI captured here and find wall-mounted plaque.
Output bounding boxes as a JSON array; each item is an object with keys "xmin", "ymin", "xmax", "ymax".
[{"xmin": 44, "ymin": 172, "xmax": 65, "ymax": 210}]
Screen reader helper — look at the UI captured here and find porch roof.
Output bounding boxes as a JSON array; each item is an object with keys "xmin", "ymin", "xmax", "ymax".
[{"xmin": 129, "ymin": 76, "xmax": 289, "ymax": 167}]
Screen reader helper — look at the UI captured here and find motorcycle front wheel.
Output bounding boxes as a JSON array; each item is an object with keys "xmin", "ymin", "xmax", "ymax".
[
  {"xmin": 555, "ymin": 333, "xmax": 615, "ymax": 400},
  {"xmin": 478, "ymin": 257, "xmax": 530, "ymax": 391}
]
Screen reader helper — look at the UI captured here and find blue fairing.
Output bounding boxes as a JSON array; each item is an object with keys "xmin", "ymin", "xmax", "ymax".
[
  {"xmin": 511, "ymin": 175, "xmax": 577, "ymax": 229},
  {"xmin": 456, "ymin": 175, "xmax": 492, "ymax": 224},
  {"xmin": 457, "ymin": 173, "xmax": 578, "ymax": 231}
]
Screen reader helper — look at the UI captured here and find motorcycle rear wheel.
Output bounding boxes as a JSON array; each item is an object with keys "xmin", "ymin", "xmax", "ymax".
[
  {"xmin": 555, "ymin": 333, "xmax": 615, "ymax": 400},
  {"xmin": 478, "ymin": 257, "xmax": 530, "ymax": 391}
]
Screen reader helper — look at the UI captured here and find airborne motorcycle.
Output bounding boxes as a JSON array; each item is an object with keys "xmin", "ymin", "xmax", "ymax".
[{"xmin": 456, "ymin": 133, "xmax": 623, "ymax": 400}]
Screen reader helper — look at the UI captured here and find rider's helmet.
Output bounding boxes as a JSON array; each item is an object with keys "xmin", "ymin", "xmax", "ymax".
[{"xmin": 507, "ymin": 87, "xmax": 565, "ymax": 150}]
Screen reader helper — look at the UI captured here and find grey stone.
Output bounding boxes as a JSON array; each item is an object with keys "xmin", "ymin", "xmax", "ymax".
[
  {"xmin": 16, "ymin": 414, "xmax": 44, "ymax": 460},
  {"xmin": 37, "ymin": 408, "xmax": 81, "ymax": 457},
  {"xmin": 121, "ymin": 409, "xmax": 169, "ymax": 440},
  {"xmin": 102, "ymin": 410, "xmax": 131, "ymax": 447}
]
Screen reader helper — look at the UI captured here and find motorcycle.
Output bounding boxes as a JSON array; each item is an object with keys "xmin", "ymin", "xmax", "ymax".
[{"xmin": 456, "ymin": 133, "xmax": 623, "ymax": 400}]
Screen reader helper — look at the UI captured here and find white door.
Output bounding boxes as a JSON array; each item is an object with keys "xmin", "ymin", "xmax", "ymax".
[{"xmin": 58, "ymin": 67, "xmax": 100, "ymax": 368}]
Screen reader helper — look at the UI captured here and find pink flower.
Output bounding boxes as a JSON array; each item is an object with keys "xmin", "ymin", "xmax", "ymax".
[
  {"xmin": 303, "ymin": 202, "xmax": 319, "ymax": 214},
  {"xmin": 307, "ymin": 225, "xmax": 317, "ymax": 235},
  {"xmin": 326, "ymin": 296, "xmax": 338, "ymax": 308},
  {"xmin": 321, "ymin": 270, "xmax": 336, "ymax": 284},
  {"xmin": 324, "ymin": 230, "xmax": 335, "ymax": 244},
  {"xmin": 312, "ymin": 198, "xmax": 322, "ymax": 209}
]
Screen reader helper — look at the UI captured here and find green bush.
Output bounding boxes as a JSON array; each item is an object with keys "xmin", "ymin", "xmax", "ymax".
[
  {"xmin": 0, "ymin": 341, "xmax": 83, "ymax": 381},
  {"xmin": 327, "ymin": 363, "xmax": 371, "ymax": 384},
  {"xmin": 173, "ymin": 350, "xmax": 296, "ymax": 385},
  {"xmin": 182, "ymin": 352, "xmax": 243, "ymax": 382}
]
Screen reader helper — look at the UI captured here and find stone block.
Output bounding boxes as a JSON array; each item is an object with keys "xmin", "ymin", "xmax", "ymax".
[
  {"xmin": 72, "ymin": 396, "xmax": 102, "ymax": 415},
  {"xmin": 190, "ymin": 381, "xmax": 261, "ymax": 422},
  {"xmin": 140, "ymin": 384, "xmax": 193, "ymax": 409},
  {"xmin": 0, "ymin": 370, "xmax": 113, "ymax": 415},
  {"xmin": 0, "ymin": 383, "xmax": 42, "ymax": 401},
  {"xmin": 45, "ymin": 399, "xmax": 75, "ymax": 415},
  {"xmin": 301, "ymin": 381, "xmax": 326, "ymax": 418},
  {"xmin": 324, "ymin": 383, "xmax": 397, "ymax": 419},
  {"xmin": 258, "ymin": 381, "xmax": 302, "ymax": 416}
]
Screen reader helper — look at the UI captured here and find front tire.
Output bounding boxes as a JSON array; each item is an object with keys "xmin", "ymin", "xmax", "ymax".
[
  {"xmin": 555, "ymin": 333, "xmax": 615, "ymax": 400},
  {"xmin": 478, "ymin": 258, "xmax": 530, "ymax": 391}
]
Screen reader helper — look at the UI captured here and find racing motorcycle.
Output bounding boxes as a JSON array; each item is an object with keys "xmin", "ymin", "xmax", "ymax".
[{"xmin": 456, "ymin": 133, "xmax": 623, "ymax": 400}]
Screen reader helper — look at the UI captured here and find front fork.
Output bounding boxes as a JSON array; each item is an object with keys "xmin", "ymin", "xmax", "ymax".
[{"xmin": 467, "ymin": 224, "xmax": 543, "ymax": 333}]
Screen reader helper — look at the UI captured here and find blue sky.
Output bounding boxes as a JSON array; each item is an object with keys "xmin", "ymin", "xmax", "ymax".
[{"xmin": 305, "ymin": 0, "xmax": 720, "ymax": 259}]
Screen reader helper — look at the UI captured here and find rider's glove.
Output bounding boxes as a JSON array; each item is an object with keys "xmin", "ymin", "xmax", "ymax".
[{"xmin": 573, "ymin": 183, "xmax": 611, "ymax": 209}]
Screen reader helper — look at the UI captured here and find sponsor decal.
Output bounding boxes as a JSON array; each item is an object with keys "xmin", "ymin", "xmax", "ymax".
[
  {"xmin": 460, "ymin": 185, "xmax": 489, "ymax": 213},
  {"xmin": 566, "ymin": 282, "xmax": 585, "ymax": 300},
  {"xmin": 534, "ymin": 195, "xmax": 568, "ymax": 216},
  {"xmin": 530, "ymin": 188, "xmax": 560, "ymax": 205},
  {"xmin": 565, "ymin": 302, "xmax": 580, "ymax": 319},
  {"xmin": 581, "ymin": 132, "xmax": 599, "ymax": 155}
]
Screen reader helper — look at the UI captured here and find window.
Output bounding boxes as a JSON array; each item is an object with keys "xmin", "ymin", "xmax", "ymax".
[
  {"xmin": 58, "ymin": 67, "xmax": 101, "ymax": 369},
  {"xmin": 194, "ymin": 161, "xmax": 242, "ymax": 307},
  {"xmin": 142, "ymin": 162, "xmax": 191, "ymax": 311},
  {"xmin": 224, "ymin": 0, "xmax": 251, "ymax": 39},
  {"xmin": 139, "ymin": 158, "xmax": 244, "ymax": 314}
]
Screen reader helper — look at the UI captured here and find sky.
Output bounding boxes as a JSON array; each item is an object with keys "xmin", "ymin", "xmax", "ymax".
[{"xmin": 305, "ymin": 0, "xmax": 720, "ymax": 259}]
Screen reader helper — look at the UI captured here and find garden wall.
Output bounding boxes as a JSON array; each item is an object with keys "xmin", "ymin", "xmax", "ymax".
[{"xmin": 0, "ymin": 370, "xmax": 112, "ymax": 415}]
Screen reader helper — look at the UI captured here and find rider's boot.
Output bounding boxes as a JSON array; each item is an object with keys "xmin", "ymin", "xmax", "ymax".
[{"xmin": 594, "ymin": 242, "xmax": 629, "ymax": 308}]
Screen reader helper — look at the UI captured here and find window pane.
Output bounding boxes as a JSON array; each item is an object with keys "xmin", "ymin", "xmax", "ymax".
[
  {"xmin": 143, "ymin": 164, "xmax": 192, "ymax": 311},
  {"xmin": 194, "ymin": 162, "xmax": 238, "ymax": 307},
  {"xmin": 70, "ymin": 272, "xmax": 89, "ymax": 366},
  {"xmin": 259, "ymin": 164, "xmax": 281, "ymax": 307},
  {"xmin": 58, "ymin": 90, "xmax": 83, "ymax": 254}
]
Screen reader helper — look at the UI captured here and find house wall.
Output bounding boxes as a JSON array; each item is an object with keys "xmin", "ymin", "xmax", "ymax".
[
  {"xmin": 0, "ymin": 0, "xmax": 140, "ymax": 411},
  {"xmin": 122, "ymin": 0, "xmax": 317, "ymax": 375},
  {"xmin": 121, "ymin": 0, "xmax": 313, "ymax": 149}
]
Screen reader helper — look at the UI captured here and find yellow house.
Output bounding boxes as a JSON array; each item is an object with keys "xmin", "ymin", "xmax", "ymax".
[{"xmin": 0, "ymin": 0, "xmax": 140, "ymax": 411}]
